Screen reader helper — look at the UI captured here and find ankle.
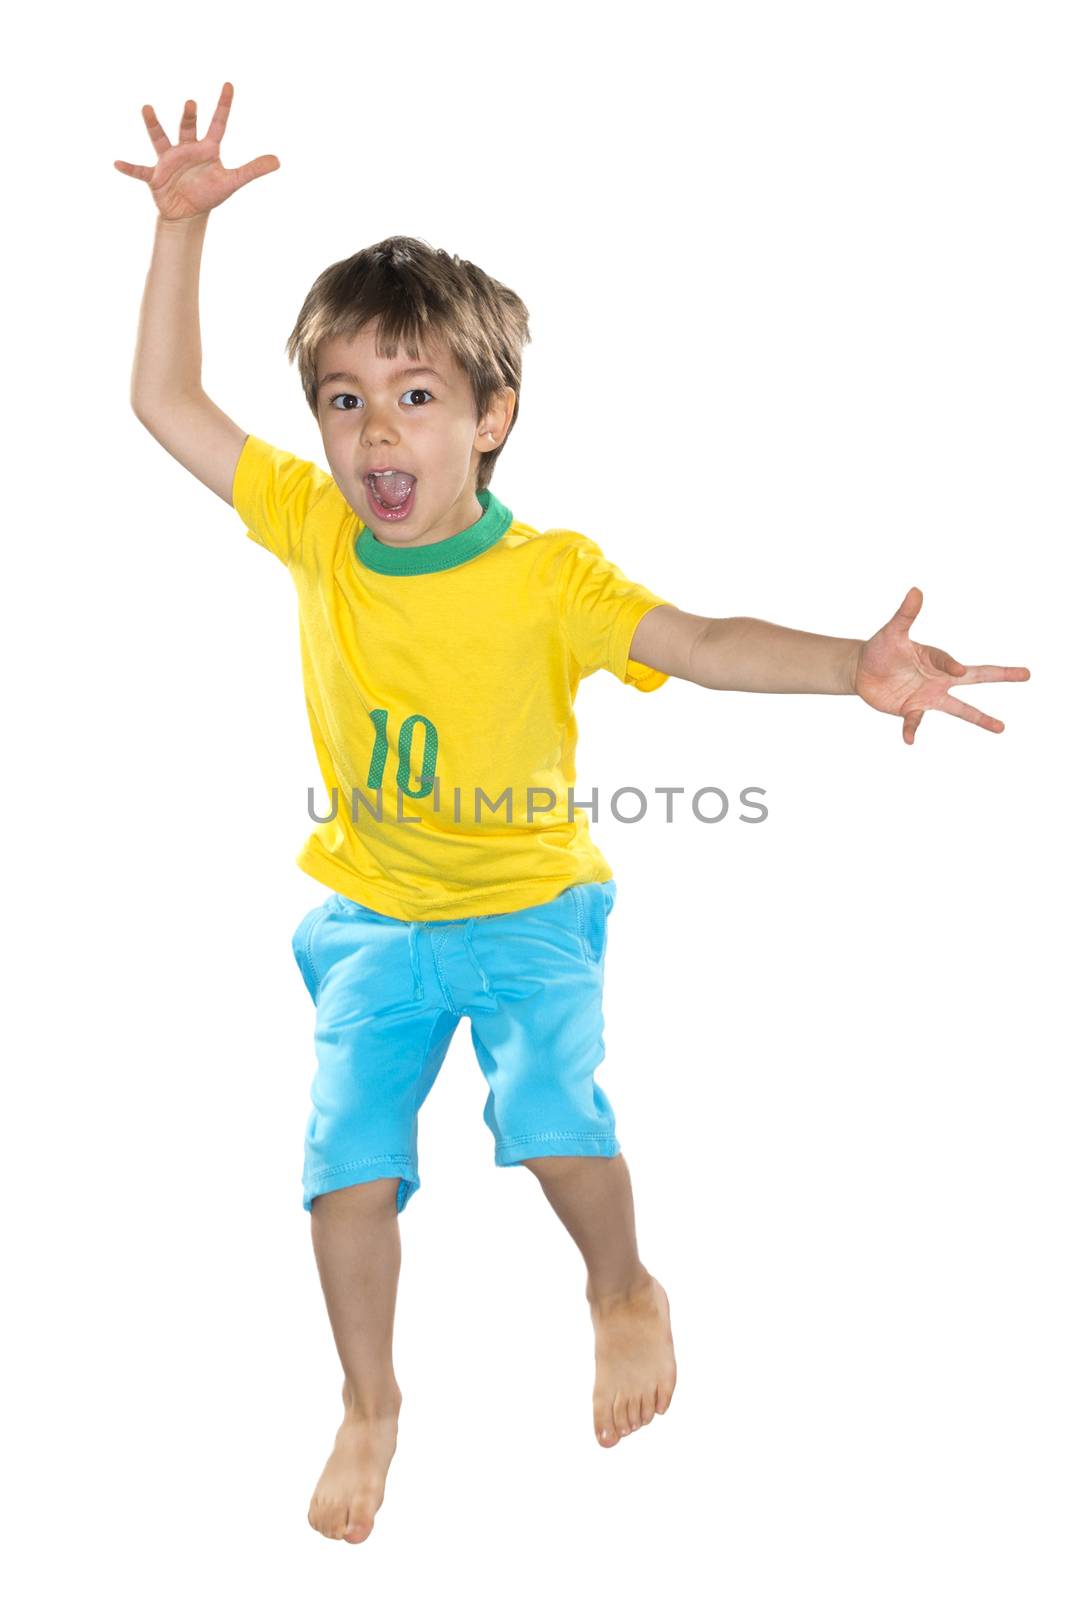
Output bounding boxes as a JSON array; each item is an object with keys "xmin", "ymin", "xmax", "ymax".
[
  {"xmin": 341, "ymin": 1380, "xmax": 403, "ymax": 1420},
  {"xmin": 586, "ymin": 1268, "xmax": 654, "ymax": 1310}
]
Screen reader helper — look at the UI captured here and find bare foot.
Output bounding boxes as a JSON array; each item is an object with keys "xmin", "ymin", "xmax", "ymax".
[
  {"xmin": 588, "ymin": 1274, "xmax": 677, "ymax": 1447},
  {"xmin": 307, "ymin": 1401, "xmax": 402, "ymax": 1543}
]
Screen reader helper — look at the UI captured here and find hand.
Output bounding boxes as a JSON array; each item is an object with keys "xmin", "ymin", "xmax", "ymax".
[
  {"xmin": 113, "ymin": 81, "xmax": 280, "ymax": 220},
  {"xmin": 850, "ymin": 586, "xmax": 1030, "ymax": 744}
]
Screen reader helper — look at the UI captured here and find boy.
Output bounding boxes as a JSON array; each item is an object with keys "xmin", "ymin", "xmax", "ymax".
[{"xmin": 117, "ymin": 82, "xmax": 1030, "ymax": 1546}]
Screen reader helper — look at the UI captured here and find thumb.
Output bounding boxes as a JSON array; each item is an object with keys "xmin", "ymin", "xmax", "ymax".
[
  {"xmin": 231, "ymin": 154, "xmax": 282, "ymax": 190},
  {"xmin": 889, "ymin": 585, "xmax": 923, "ymax": 635}
]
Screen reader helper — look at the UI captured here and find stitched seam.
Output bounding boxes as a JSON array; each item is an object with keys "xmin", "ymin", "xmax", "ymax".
[
  {"xmin": 299, "ymin": 851, "xmax": 581, "ymax": 913},
  {"xmin": 496, "ymin": 1132, "xmax": 617, "ymax": 1148},
  {"xmin": 554, "ymin": 534, "xmax": 583, "ymax": 681},
  {"xmin": 306, "ymin": 1155, "xmax": 418, "ymax": 1180},
  {"xmin": 298, "ymin": 904, "xmax": 332, "ymax": 993},
  {"xmin": 572, "ymin": 886, "xmax": 592, "ymax": 964},
  {"xmin": 428, "ymin": 934, "xmax": 458, "ymax": 1014}
]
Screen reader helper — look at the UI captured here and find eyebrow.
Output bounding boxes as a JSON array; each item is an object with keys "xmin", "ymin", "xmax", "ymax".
[{"xmin": 318, "ymin": 365, "xmax": 444, "ymax": 388}]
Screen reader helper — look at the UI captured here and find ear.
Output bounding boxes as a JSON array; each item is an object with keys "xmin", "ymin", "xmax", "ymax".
[{"xmin": 477, "ymin": 385, "xmax": 517, "ymax": 453}]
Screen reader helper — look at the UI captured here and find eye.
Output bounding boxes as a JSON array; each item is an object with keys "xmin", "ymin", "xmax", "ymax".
[{"xmin": 326, "ymin": 389, "xmax": 434, "ymax": 412}]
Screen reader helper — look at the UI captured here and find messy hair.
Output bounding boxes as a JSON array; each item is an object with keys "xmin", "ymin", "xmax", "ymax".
[{"xmin": 285, "ymin": 235, "xmax": 531, "ymax": 491}]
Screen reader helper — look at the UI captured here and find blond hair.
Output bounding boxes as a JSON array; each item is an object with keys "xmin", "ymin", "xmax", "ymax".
[{"xmin": 285, "ymin": 235, "xmax": 531, "ymax": 491}]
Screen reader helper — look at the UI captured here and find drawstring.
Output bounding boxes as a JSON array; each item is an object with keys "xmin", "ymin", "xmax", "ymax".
[
  {"xmin": 407, "ymin": 916, "xmax": 491, "ymax": 1002},
  {"xmin": 464, "ymin": 919, "xmax": 493, "ymax": 994},
  {"xmin": 408, "ymin": 921, "xmax": 423, "ymax": 1000}
]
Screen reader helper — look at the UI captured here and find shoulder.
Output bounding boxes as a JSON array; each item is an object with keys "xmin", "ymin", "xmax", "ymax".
[
  {"xmin": 235, "ymin": 433, "xmax": 330, "ymax": 492},
  {"xmin": 501, "ymin": 519, "xmax": 607, "ymax": 578},
  {"xmin": 234, "ymin": 435, "xmax": 355, "ymax": 567}
]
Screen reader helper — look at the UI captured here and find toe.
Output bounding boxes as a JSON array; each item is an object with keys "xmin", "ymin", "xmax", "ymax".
[
  {"xmin": 638, "ymin": 1390, "xmax": 657, "ymax": 1426},
  {"xmin": 344, "ymin": 1518, "xmax": 372, "ymax": 1543},
  {"xmin": 594, "ymin": 1397, "xmax": 619, "ymax": 1446},
  {"xmin": 654, "ymin": 1381, "xmax": 673, "ymax": 1414},
  {"xmin": 312, "ymin": 1500, "xmax": 346, "ymax": 1539},
  {"xmin": 612, "ymin": 1393, "xmax": 632, "ymax": 1437},
  {"xmin": 626, "ymin": 1395, "xmax": 644, "ymax": 1432}
]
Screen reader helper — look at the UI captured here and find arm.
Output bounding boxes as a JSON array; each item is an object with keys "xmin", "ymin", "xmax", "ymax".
[
  {"xmin": 630, "ymin": 605, "xmax": 859, "ymax": 694},
  {"xmin": 130, "ymin": 213, "xmax": 247, "ymax": 504},
  {"xmin": 117, "ymin": 82, "xmax": 280, "ymax": 505},
  {"xmin": 630, "ymin": 592, "xmax": 1030, "ymax": 743}
]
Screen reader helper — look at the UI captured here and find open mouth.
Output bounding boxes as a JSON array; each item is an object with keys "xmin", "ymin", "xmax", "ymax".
[{"xmin": 365, "ymin": 471, "xmax": 417, "ymax": 522}]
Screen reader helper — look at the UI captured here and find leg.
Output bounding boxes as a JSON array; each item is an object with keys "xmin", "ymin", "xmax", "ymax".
[
  {"xmin": 306, "ymin": 1178, "xmax": 405, "ymax": 1544},
  {"xmin": 523, "ymin": 1149, "xmax": 650, "ymax": 1302},
  {"xmin": 523, "ymin": 1153, "xmax": 677, "ymax": 1448}
]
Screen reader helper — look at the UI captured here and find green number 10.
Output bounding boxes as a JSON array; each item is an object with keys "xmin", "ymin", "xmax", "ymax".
[{"xmin": 367, "ymin": 708, "xmax": 439, "ymax": 799}]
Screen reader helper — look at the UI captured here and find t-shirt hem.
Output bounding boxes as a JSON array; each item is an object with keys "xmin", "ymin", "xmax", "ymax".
[{"xmin": 295, "ymin": 838, "xmax": 613, "ymax": 921}]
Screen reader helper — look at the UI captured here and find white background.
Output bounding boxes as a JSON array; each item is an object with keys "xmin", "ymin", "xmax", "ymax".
[{"xmin": 5, "ymin": 2, "xmax": 1063, "ymax": 1595}]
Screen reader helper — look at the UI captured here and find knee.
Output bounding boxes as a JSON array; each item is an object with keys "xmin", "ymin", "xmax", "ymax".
[
  {"xmin": 310, "ymin": 1177, "xmax": 400, "ymax": 1216},
  {"xmin": 522, "ymin": 1155, "xmax": 587, "ymax": 1178}
]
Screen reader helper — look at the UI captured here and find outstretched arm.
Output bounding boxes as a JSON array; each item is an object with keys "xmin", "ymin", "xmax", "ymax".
[
  {"xmin": 629, "ymin": 588, "xmax": 1030, "ymax": 743},
  {"xmin": 118, "ymin": 82, "xmax": 281, "ymax": 504}
]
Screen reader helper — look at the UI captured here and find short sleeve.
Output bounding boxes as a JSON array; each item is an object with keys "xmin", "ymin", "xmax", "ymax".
[
  {"xmin": 555, "ymin": 532, "xmax": 673, "ymax": 693},
  {"xmin": 231, "ymin": 433, "xmax": 337, "ymax": 567}
]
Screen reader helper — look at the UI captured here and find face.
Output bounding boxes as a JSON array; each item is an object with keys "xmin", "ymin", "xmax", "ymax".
[{"xmin": 315, "ymin": 320, "xmax": 515, "ymax": 548}]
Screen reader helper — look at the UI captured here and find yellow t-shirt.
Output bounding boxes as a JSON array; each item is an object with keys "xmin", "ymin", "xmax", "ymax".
[{"xmin": 233, "ymin": 433, "xmax": 673, "ymax": 920}]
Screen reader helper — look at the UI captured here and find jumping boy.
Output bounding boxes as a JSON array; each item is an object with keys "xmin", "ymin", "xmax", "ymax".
[{"xmin": 117, "ymin": 82, "xmax": 1030, "ymax": 1546}]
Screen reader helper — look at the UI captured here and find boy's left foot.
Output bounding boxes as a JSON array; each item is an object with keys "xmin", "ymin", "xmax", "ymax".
[{"xmin": 588, "ymin": 1273, "xmax": 677, "ymax": 1447}]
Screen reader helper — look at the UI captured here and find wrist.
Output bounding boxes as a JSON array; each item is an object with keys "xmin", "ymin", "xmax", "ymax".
[
  {"xmin": 841, "ymin": 639, "xmax": 863, "ymax": 694},
  {"xmin": 156, "ymin": 211, "xmax": 210, "ymax": 231}
]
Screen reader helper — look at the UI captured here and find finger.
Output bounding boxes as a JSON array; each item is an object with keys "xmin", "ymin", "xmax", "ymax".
[
  {"xmin": 939, "ymin": 695, "xmax": 1005, "ymax": 733},
  {"xmin": 114, "ymin": 160, "xmax": 155, "ymax": 181},
  {"xmin": 955, "ymin": 664, "xmax": 1030, "ymax": 684},
  {"xmin": 229, "ymin": 154, "xmax": 282, "ymax": 192},
  {"xmin": 903, "ymin": 709, "xmax": 924, "ymax": 744},
  {"xmin": 178, "ymin": 97, "xmax": 198, "ymax": 143},
  {"xmin": 888, "ymin": 585, "xmax": 923, "ymax": 637},
  {"xmin": 204, "ymin": 80, "xmax": 235, "ymax": 146},
  {"xmin": 140, "ymin": 103, "xmax": 172, "ymax": 157}
]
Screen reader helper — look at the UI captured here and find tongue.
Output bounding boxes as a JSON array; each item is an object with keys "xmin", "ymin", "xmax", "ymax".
[{"xmin": 374, "ymin": 472, "xmax": 416, "ymax": 508}]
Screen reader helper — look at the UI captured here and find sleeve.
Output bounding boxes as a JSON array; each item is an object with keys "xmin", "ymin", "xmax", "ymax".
[
  {"xmin": 555, "ymin": 532, "xmax": 674, "ymax": 693},
  {"xmin": 231, "ymin": 433, "xmax": 336, "ymax": 567}
]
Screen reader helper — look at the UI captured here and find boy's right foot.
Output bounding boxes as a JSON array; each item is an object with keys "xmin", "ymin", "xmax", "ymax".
[{"xmin": 307, "ymin": 1395, "xmax": 402, "ymax": 1543}]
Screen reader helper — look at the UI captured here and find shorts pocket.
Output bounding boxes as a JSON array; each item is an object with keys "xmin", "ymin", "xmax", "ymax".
[
  {"xmin": 291, "ymin": 900, "xmax": 332, "ymax": 1002},
  {"xmin": 573, "ymin": 880, "xmax": 614, "ymax": 967}
]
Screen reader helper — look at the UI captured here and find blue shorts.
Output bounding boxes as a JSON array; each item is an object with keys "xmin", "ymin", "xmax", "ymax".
[{"xmin": 291, "ymin": 879, "xmax": 619, "ymax": 1214}]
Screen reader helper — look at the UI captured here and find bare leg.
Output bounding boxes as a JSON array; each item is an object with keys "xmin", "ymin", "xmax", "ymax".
[
  {"xmin": 306, "ymin": 1178, "xmax": 405, "ymax": 1543},
  {"xmin": 523, "ymin": 1153, "xmax": 677, "ymax": 1448}
]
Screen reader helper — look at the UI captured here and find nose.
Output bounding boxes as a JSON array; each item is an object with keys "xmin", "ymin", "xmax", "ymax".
[{"xmin": 360, "ymin": 402, "xmax": 399, "ymax": 447}]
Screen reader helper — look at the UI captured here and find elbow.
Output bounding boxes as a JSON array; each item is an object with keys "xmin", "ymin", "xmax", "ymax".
[{"xmin": 684, "ymin": 616, "xmax": 719, "ymax": 685}]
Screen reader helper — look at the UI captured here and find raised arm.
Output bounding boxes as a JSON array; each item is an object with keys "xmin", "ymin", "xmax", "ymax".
[{"xmin": 116, "ymin": 82, "xmax": 280, "ymax": 504}]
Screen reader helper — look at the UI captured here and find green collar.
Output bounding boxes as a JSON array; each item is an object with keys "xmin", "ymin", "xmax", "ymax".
[{"xmin": 354, "ymin": 488, "xmax": 513, "ymax": 575}]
